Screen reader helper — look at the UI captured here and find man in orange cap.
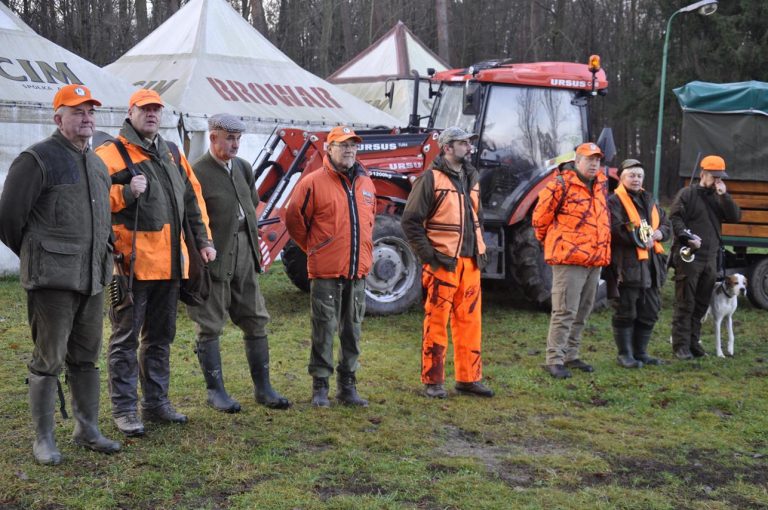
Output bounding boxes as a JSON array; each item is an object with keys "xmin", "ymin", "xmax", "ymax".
[
  {"xmin": 532, "ymin": 143, "xmax": 611, "ymax": 379},
  {"xmin": 669, "ymin": 155, "xmax": 741, "ymax": 360},
  {"xmin": 285, "ymin": 126, "xmax": 375, "ymax": 407},
  {"xmin": 0, "ymin": 84, "xmax": 121, "ymax": 464},
  {"xmin": 96, "ymin": 89, "xmax": 216, "ymax": 435}
]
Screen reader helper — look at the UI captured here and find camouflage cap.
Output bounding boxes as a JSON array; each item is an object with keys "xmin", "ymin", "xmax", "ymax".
[{"xmin": 437, "ymin": 126, "xmax": 477, "ymax": 147}]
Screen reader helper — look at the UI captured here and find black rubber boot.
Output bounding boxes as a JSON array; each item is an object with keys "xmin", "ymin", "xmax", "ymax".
[
  {"xmin": 633, "ymin": 324, "xmax": 663, "ymax": 365},
  {"xmin": 28, "ymin": 373, "xmax": 62, "ymax": 465},
  {"xmin": 311, "ymin": 377, "xmax": 330, "ymax": 408},
  {"xmin": 336, "ymin": 372, "xmax": 368, "ymax": 407},
  {"xmin": 244, "ymin": 336, "xmax": 291, "ymax": 409},
  {"xmin": 68, "ymin": 368, "xmax": 121, "ymax": 454},
  {"xmin": 613, "ymin": 326, "xmax": 642, "ymax": 368},
  {"xmin": 196, "ymin": 338, "xmax": 241, "ymax": 413}
]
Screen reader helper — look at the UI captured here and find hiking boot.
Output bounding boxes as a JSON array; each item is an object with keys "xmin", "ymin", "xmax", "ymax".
[
  {"xmin": 674, "ymin": 347, "xmax": 693, "ymax": 361},
  {"xmin": 114, "ymin": 413, "xmax": 145, "ymax": 437},
  {"xmin": 690, "ymin": 343, "xmax": 708, "ymax": 358},
  {"xmin": 424, "ymin": 384, "xmax": 448, "ymax": 399},
  {"xmin": 544, "ymin": 364, "xmax": 572, "ymax": 379},
  {"xmin": 564, "ymin": 359, "xmax": 594, "ymax": 373},
  {"xmin": 311, "ymin": 377, "xmax": 330, "ymax": 408},
  {"xmin": 336, "ymin": 372, "xmax": 368, "ymax": 407},
  {"xmin": 455, "ymin": 381, "xmax": 494, "ymax": 397},
  {"xmin": 142, "ymin": 404, "xmax": 188, "ymax": 424}
]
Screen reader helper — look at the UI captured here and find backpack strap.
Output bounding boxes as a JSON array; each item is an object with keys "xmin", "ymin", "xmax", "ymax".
[
  {"xmin": 166, "ymin": 141, "xmax": 183, "ymax": 178},
  {"xmin": 111, "ymin": 139, "xmax": 140, "ymax": 177}
]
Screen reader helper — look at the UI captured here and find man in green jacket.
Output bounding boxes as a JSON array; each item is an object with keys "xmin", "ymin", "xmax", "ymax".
[
  {"xmin": 188, "ymin": 113, "xmax": 290, "ymax": 411},
  {"xmin": 0, "ymin": 85, "xmax": 121, "ymax": 465}
]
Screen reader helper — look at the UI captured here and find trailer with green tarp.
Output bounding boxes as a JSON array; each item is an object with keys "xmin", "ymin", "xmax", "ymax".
[{"xmin": 674, "ymin": 80, "xmax": 768, "ymax": 308}]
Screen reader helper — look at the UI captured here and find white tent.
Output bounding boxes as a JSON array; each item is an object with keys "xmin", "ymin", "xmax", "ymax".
[
  {"xmin": 328, "ymin": 21, "xmax": 449, "ymax": 126},
  {"xmin": 105, "ymin": 0, "xmax": 399, "ymax": 164},
  {"xmin": 0, "ymin": 3, "xmax": 179, "ymax": 274}
]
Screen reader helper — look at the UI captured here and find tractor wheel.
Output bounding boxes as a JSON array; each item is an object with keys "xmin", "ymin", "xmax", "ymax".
[
  {"xmin": 506, "ymin": 219, "xmax": 607, "ymax": 312},
  {"xmin": 281, "ymin": 239, "xmax": 309, "ymax": 293},
  {"xmin": 507, "ymin": 219, "xmax": 552, "ymax": 309},
  {"xmin": 747, "ymin": 257, "xmax": 768, "ymax": 309},
  {"xmin": 365, "ymin": 215, "xmax": 422, "ymax": 315}
]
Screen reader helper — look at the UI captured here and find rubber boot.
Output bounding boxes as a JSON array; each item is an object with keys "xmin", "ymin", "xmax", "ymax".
[
  {"xmin": 311, "ymin": 377, "xmax": 330, "ymax": 408},
  {"xmin": 67, "ymin": 368, "xmax": 121, "ymax": 454},
  {"xmin": 196, "ymin": 338, "xmax": 241, "ymax": 413},
  {"xmin": 633, "ymin": 324, "xmax": 663, "ymax": 365},
  {"xmin": 336, "ymin": 371, "xmax": 368, "ymax": 407},
  {"xmin": 613, "ymin": 326, "xmax": 642, "ymax": 368},
  {"xmin": 28, "ymin": 373, "xmax": 62, "ymax": 465},
  {"xmin": 244, "ymin": 336, "xmax": 290, "ymax": 409}
]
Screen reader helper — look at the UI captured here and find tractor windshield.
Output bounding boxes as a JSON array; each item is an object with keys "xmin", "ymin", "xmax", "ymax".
[
  {"xmin": 479, "ymin": 85, "xmax": 585, "ymax": 171},
  {"xmin": 431, "ymin": 84, "xmax": 476, "ymax": 133}
]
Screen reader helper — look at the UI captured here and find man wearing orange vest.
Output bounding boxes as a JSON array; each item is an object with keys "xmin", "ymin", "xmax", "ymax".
[
  {"xmin": 533, "ymin": 143, "xmax": 611, "ymax": 379},
  {"xmin": 607, "ymin": 159, "xmax": 671, "ymax": 368},
  {"xmin": 401, "ymin": 127, "xmax": 494, "ymax": 399}
]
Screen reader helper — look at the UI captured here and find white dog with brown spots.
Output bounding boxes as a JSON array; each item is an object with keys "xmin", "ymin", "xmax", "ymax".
[{"xmin": 702, "ymin": 273, "xmax": 748, "ymax": 357}]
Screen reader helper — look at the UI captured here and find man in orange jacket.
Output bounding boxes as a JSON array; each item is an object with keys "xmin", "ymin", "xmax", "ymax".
[
  {"xmin": 401, "ymin": 127, "xmax": 493, "ymax": 399},
  {"xmin": 285, "ymin": 126, "xmax": 375, "ymax": 408},
  {"xmin": 96, "ymin": 89, "xmax": 216, "ymax": 436},
  {"xmin": 532, "ymin": 143, "xmax": 611, "ymax": 379}
]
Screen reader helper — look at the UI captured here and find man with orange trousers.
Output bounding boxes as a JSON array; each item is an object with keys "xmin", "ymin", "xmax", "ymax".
[
  {"xmin": 401, "ymin": 127, "xmax": 494, "ymax": 399},
  {"xmin": 532, "ymin": 143, "xmax": 611, "ymax": 379}
]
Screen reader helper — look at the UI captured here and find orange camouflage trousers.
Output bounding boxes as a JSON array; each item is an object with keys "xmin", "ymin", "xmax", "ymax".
[{"xmin": 421, "ymin": 257, "xmax": 482, "ymax": 384}]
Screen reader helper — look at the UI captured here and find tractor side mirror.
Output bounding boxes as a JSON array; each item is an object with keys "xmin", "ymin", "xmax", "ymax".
[
  {"xmin": 384, "ymin": 79, "xmax": 395, "ymax": 110},
  {"xmin": 462, "ymin": 81, "xmax": 481, "ymax": 115}
]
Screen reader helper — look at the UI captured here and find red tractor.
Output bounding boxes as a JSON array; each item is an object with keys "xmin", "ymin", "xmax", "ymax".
[{"xmin": 253, "ymin": 57, "xmax": 611, "ymax": 315}]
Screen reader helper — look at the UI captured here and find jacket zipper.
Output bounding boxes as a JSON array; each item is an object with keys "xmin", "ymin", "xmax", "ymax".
[{"xmin": 339, "ymin": 170, "xmax": 360, "ymax": 279}]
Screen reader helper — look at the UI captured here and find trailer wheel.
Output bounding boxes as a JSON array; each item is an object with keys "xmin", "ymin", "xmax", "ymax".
[
  {"xmin": 507, "ymin": 219, "xmax": 552, "ymax": 309},
  {"xmin": 747, "ymin": 258, "xmax": 768, "ymax": 309},
  {"xmin": 281, "ymin": 239, "xmax": 309, "ymax": 292},
  {"xmin": 365, "ymin": 215, "xmax": 421, "ymax": 315}
]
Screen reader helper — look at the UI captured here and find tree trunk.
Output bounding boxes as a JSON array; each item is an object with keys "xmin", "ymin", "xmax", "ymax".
[
  {"xmin": 135, "ymin": 0, "xmax": 148, "ymax": 38},
  {"xmin": 250, "ymin": 0, "xmax": 269, "ymax": 36},
  {"xmin": 435, "ymin": 0, "xmax": 449, "ymax": 64}
]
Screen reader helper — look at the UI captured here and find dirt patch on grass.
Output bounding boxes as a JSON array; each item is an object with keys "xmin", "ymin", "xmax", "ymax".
[{"xmin": 313, "ymin": 472, "xmax": 388, "ymax": 500}]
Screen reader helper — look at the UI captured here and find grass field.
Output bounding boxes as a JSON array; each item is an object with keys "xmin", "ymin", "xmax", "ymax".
[{"xmin": 0, "ymin": 265, "xmax": 767, "ymax": 509}]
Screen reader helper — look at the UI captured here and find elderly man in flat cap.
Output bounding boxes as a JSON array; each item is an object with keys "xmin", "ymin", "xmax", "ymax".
[
  {"xmin": 0, "ymin": 84, "xmax": 121, "ymax": 464},
  {"xmin": 669, "ymin": 155, "xmax": 741, "ymax": 360},
  {"xmin": 187, "ymin": 113, "xmax": 290, "ymax": 412}
]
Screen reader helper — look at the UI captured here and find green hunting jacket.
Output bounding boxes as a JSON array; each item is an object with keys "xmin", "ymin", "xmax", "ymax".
[
  {"xmin": 0, "ymin": 130, "xmax": 113, "ymax": 294},
  {"xmin": 191, "ymin": 152, "xmax": 262, "ymax": 280}
]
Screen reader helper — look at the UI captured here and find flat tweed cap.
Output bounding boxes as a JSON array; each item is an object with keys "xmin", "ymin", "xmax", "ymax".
[{"xmin": 208, "ymin": 113, "xmax": 246, "ymax": 132}]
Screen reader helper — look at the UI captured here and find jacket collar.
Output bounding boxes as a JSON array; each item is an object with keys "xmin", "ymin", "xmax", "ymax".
[
  {"xmin": 431, "ymin": 155, "xmax": 476, "ymax": 179},
  {"xmin": 120, "ymin": 120, "xmax": 166, "ymax": 155}
]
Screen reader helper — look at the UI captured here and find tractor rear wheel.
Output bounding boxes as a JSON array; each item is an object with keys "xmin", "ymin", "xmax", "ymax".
[
  {"xmin": 365, "ymin": 215, "xmax": 422, "ymax": 315},
  {"xmin": 506, "ymin": 218, "xmax": 607, "ymax": 311},
  {"xmin": 507, "ymin": 219, "xmax": 552, "ymax": 309},
  {"xmin": 281, "ymin": 239, "xmax": 310, "ymax": 292}
]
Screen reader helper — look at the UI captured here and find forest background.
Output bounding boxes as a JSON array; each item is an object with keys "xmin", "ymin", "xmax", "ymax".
[{"xmin": 2, "ymin": 0, "xmax": 767, "ymax": 198}]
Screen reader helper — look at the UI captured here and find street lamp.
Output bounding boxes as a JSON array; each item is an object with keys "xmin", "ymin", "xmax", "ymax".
[{"xmin": 652, "ymin": 0, "xmax": 718, "ymax": 199}]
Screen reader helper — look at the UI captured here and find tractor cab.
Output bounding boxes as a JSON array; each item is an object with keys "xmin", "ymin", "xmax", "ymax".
[{"xmin": 428, "ymin": 58, "xmax": 608, "ymax": 224}]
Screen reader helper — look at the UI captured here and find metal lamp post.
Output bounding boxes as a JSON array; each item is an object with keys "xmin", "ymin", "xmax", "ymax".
[{"xmin": 652, "ymin": 0, "xmax": 718, "ymax": 199}]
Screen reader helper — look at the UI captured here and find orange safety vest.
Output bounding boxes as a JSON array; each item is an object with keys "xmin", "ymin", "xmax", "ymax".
[
  {"xmin": 614, "ymin": 184, "xmax": 664, "ymax": 261},
  {"xmin": 426, "ymin": 169, "xmax": 486, "ymax": 260}
]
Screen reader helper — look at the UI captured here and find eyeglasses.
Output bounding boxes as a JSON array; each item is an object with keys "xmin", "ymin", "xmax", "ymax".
[{"xmin": 331, "ymin": 142, "xmax": 358, "ymax": 150}]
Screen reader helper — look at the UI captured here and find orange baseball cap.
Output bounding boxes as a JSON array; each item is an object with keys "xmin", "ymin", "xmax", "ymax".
[
  {"xmin": 327, "ymin": 126, "xmax": 362, "ymax": 144},
  {"xmin": 576, "ymin": 142, "xmax": 603, "ymax": 158},
  {"xmin": 700, "ymin": 155, "xmax": 728, "ymax": 177},
  {"xmin": 129, "ymin": 89, "xmax": 164, "ymax": 108},
  {"xmin": 52, "ymin": 84, "xmax": 101, "ymax": 110}
]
